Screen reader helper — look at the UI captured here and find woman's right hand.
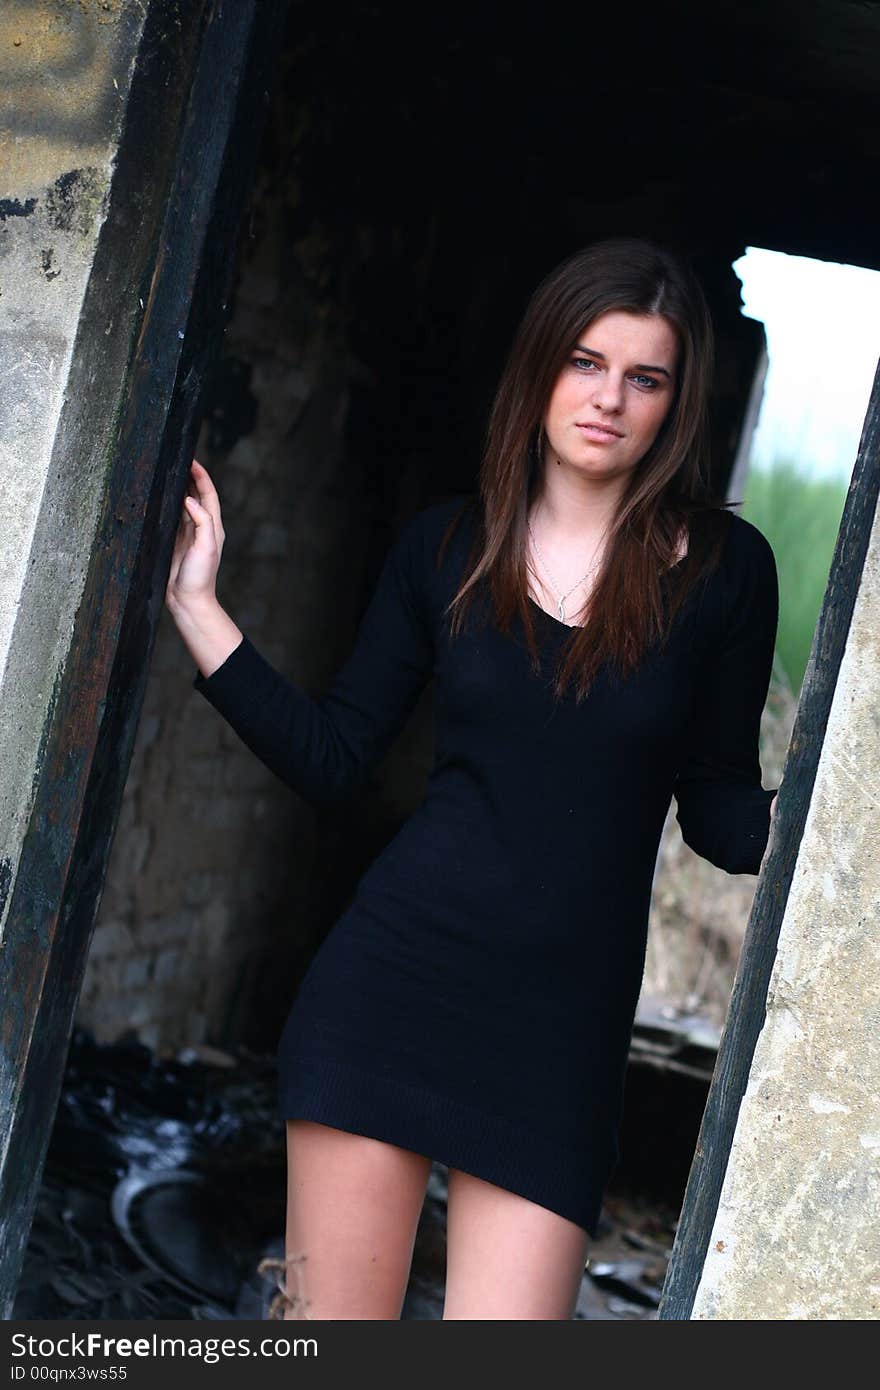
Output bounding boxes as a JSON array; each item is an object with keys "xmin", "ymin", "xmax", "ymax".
[{"xmin": 166, "ymin": 458, "xmax": 226, "ymax": 614}]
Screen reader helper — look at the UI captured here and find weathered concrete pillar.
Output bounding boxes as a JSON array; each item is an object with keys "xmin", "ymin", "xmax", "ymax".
[
  {"xmin": 690, "ymin": 486, "xmax": 880, "ymax": 1320},
  {"xmin": 660, "ymin": 363, "xmax": 880, "ymax": 1319},
  {"xmin": 0, "ymin": 2, "xmax": 147, "ymax": 933},
  {"xmin": 0, "ymin": 0, "xmax": 286, "ymax": 1316}
]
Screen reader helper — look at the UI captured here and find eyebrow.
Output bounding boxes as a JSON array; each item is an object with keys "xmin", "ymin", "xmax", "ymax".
[{"xmin": 573, "ymin": 344, "xmax": 673, "ymax": 379}]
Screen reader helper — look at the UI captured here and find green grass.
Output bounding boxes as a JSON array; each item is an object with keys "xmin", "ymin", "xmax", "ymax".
[{"xmin": 739, "ymin": 457, "xmax": 849, "ymax": 693}]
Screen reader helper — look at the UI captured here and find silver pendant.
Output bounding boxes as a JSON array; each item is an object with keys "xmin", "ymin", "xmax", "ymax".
[{"xmin": 557, "ymin": 598, "xmax": 566, "ymax": 622}]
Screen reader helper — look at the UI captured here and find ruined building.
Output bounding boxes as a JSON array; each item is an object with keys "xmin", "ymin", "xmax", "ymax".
[{"xmin": 1, "ymin": 0, "xmax": 877, "ymax": 1318}]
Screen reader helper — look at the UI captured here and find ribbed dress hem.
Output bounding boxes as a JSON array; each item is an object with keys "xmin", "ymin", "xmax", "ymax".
[{"xmin": 277, "ymin": 1050, "xmax": 611, "ymax": 1238}]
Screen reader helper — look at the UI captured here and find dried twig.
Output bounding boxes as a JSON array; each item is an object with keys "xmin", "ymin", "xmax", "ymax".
[{"xmin": 257, "ymin": 1251, "xmax": 312, "ymax": 1320}]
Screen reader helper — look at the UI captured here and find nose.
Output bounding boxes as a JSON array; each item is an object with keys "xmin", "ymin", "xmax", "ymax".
[{"xmin": 591, "ymin": 370, "xmax": 625, "ymax": 413}]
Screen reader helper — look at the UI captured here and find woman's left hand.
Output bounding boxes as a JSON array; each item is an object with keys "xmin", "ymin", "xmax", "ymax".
[{"xmin": 759, "ymin": 793, "xmax": 780, "ymax": 874}]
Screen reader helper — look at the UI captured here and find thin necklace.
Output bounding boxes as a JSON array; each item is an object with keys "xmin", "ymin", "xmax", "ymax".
[{"xmin": 527, "ymin": 520, "xmax": 605, "ymax": 624}]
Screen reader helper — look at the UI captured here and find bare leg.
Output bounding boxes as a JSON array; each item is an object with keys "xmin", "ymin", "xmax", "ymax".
[
  {"xmin": 279, "ymin": 1119, "xmax": 432, "ymax": 1320},
  {"xmin": 442, "ymin": 1168, "xmax": 590, "ymax": 1320}
]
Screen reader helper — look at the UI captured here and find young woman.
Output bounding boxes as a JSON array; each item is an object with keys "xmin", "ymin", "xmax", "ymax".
[{"xmin": 165, "ymin": 237, "xmax": 780, "ymax": 1321}]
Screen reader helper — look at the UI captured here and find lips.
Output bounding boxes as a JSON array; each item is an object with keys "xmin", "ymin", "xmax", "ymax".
[{"xmin": 576, "ymin": 421, "xmax": 624, "ymax": 439}]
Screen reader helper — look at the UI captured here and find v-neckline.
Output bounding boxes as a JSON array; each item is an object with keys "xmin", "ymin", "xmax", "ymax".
[
  {"xmin": 526, "ymin": 595, "xmax": 585, "ymax": 630},
  {"xmin": 525, "ymin": 549, "xmax": 689, "ymax": 632}
]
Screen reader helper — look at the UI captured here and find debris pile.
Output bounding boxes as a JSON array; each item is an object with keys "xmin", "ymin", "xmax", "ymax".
[{"xmin": 17, "ymin": 1025, "xmax": 691, "ymax": 1319}]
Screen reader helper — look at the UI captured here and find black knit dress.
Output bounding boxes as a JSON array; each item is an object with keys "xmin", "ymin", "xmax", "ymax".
[{"xmin": 192, "ymin": 494, "xmax": 778, "ymax": 1237}]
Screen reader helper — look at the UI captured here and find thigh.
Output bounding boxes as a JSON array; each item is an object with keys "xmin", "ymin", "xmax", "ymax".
[
  {"xmin": 281, "ymin": 1119, "xmax": 432, "ymax": 1320},
  {"xmin": 442, "ymin": 1168, "xmax": 590, "ymax": 1320}
]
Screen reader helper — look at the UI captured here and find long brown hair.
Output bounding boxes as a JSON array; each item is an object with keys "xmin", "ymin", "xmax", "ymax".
[{"xmin": 437, "ymin": 236, "xmax": 734, "ymax": 701}]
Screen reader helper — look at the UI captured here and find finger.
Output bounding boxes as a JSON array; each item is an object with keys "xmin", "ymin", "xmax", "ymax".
[
  {"xmin": 180, "ymin": 486, "xmax": 198, "ymax": 519},
  {"xmin": 183, "ymin": 494, "xmax": 213, "ymax": 535},
  {"xmin": 169, "ymin": 501, "xmax": 194, "ymax": 572},
  {"xmin": 189, "ymin": 460, "xmax": 224, "ymax": 538},
  {"xmin": 190, "ymin": 458, "xmax": 215, "ymax": 495},
  {"xmin": 186, "ymin": 465, "xmax": 217, "ymax": 519},
  {"xmin": 181, "ymin": 499, "xmax": 217, "ymax": 567},
  {"xmin": 184, "ymin": 493, "xmax": 208, "ymax": 520}
]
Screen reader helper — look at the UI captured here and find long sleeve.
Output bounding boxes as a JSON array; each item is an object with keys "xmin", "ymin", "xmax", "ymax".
[
  {"xmin": 191, "ymin": 509, "xmax": 436, "ymax": 808},
  {"xmin": 673, "ymin": 516, "xmax": 779, "ymax": 875}
]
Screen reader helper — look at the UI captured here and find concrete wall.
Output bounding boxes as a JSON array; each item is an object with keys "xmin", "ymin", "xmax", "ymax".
[
  {"xmin": 691, "ymin": 491, "xmax": 880, "ymax": 1320},
  {"xmin": 0, "ymin": 3, "xmax": 146, "ymax": 930}
]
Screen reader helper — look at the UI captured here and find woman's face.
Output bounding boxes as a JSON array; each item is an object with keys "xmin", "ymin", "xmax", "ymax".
[{"xmin": 542, "ymin": 310, "xmax": 679, "ymax": 484}]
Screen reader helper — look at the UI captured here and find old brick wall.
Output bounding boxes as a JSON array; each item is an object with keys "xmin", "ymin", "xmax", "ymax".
[{"xmin": 76, "ymin": 154, "xmax": 432, "ymax": 1053}]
